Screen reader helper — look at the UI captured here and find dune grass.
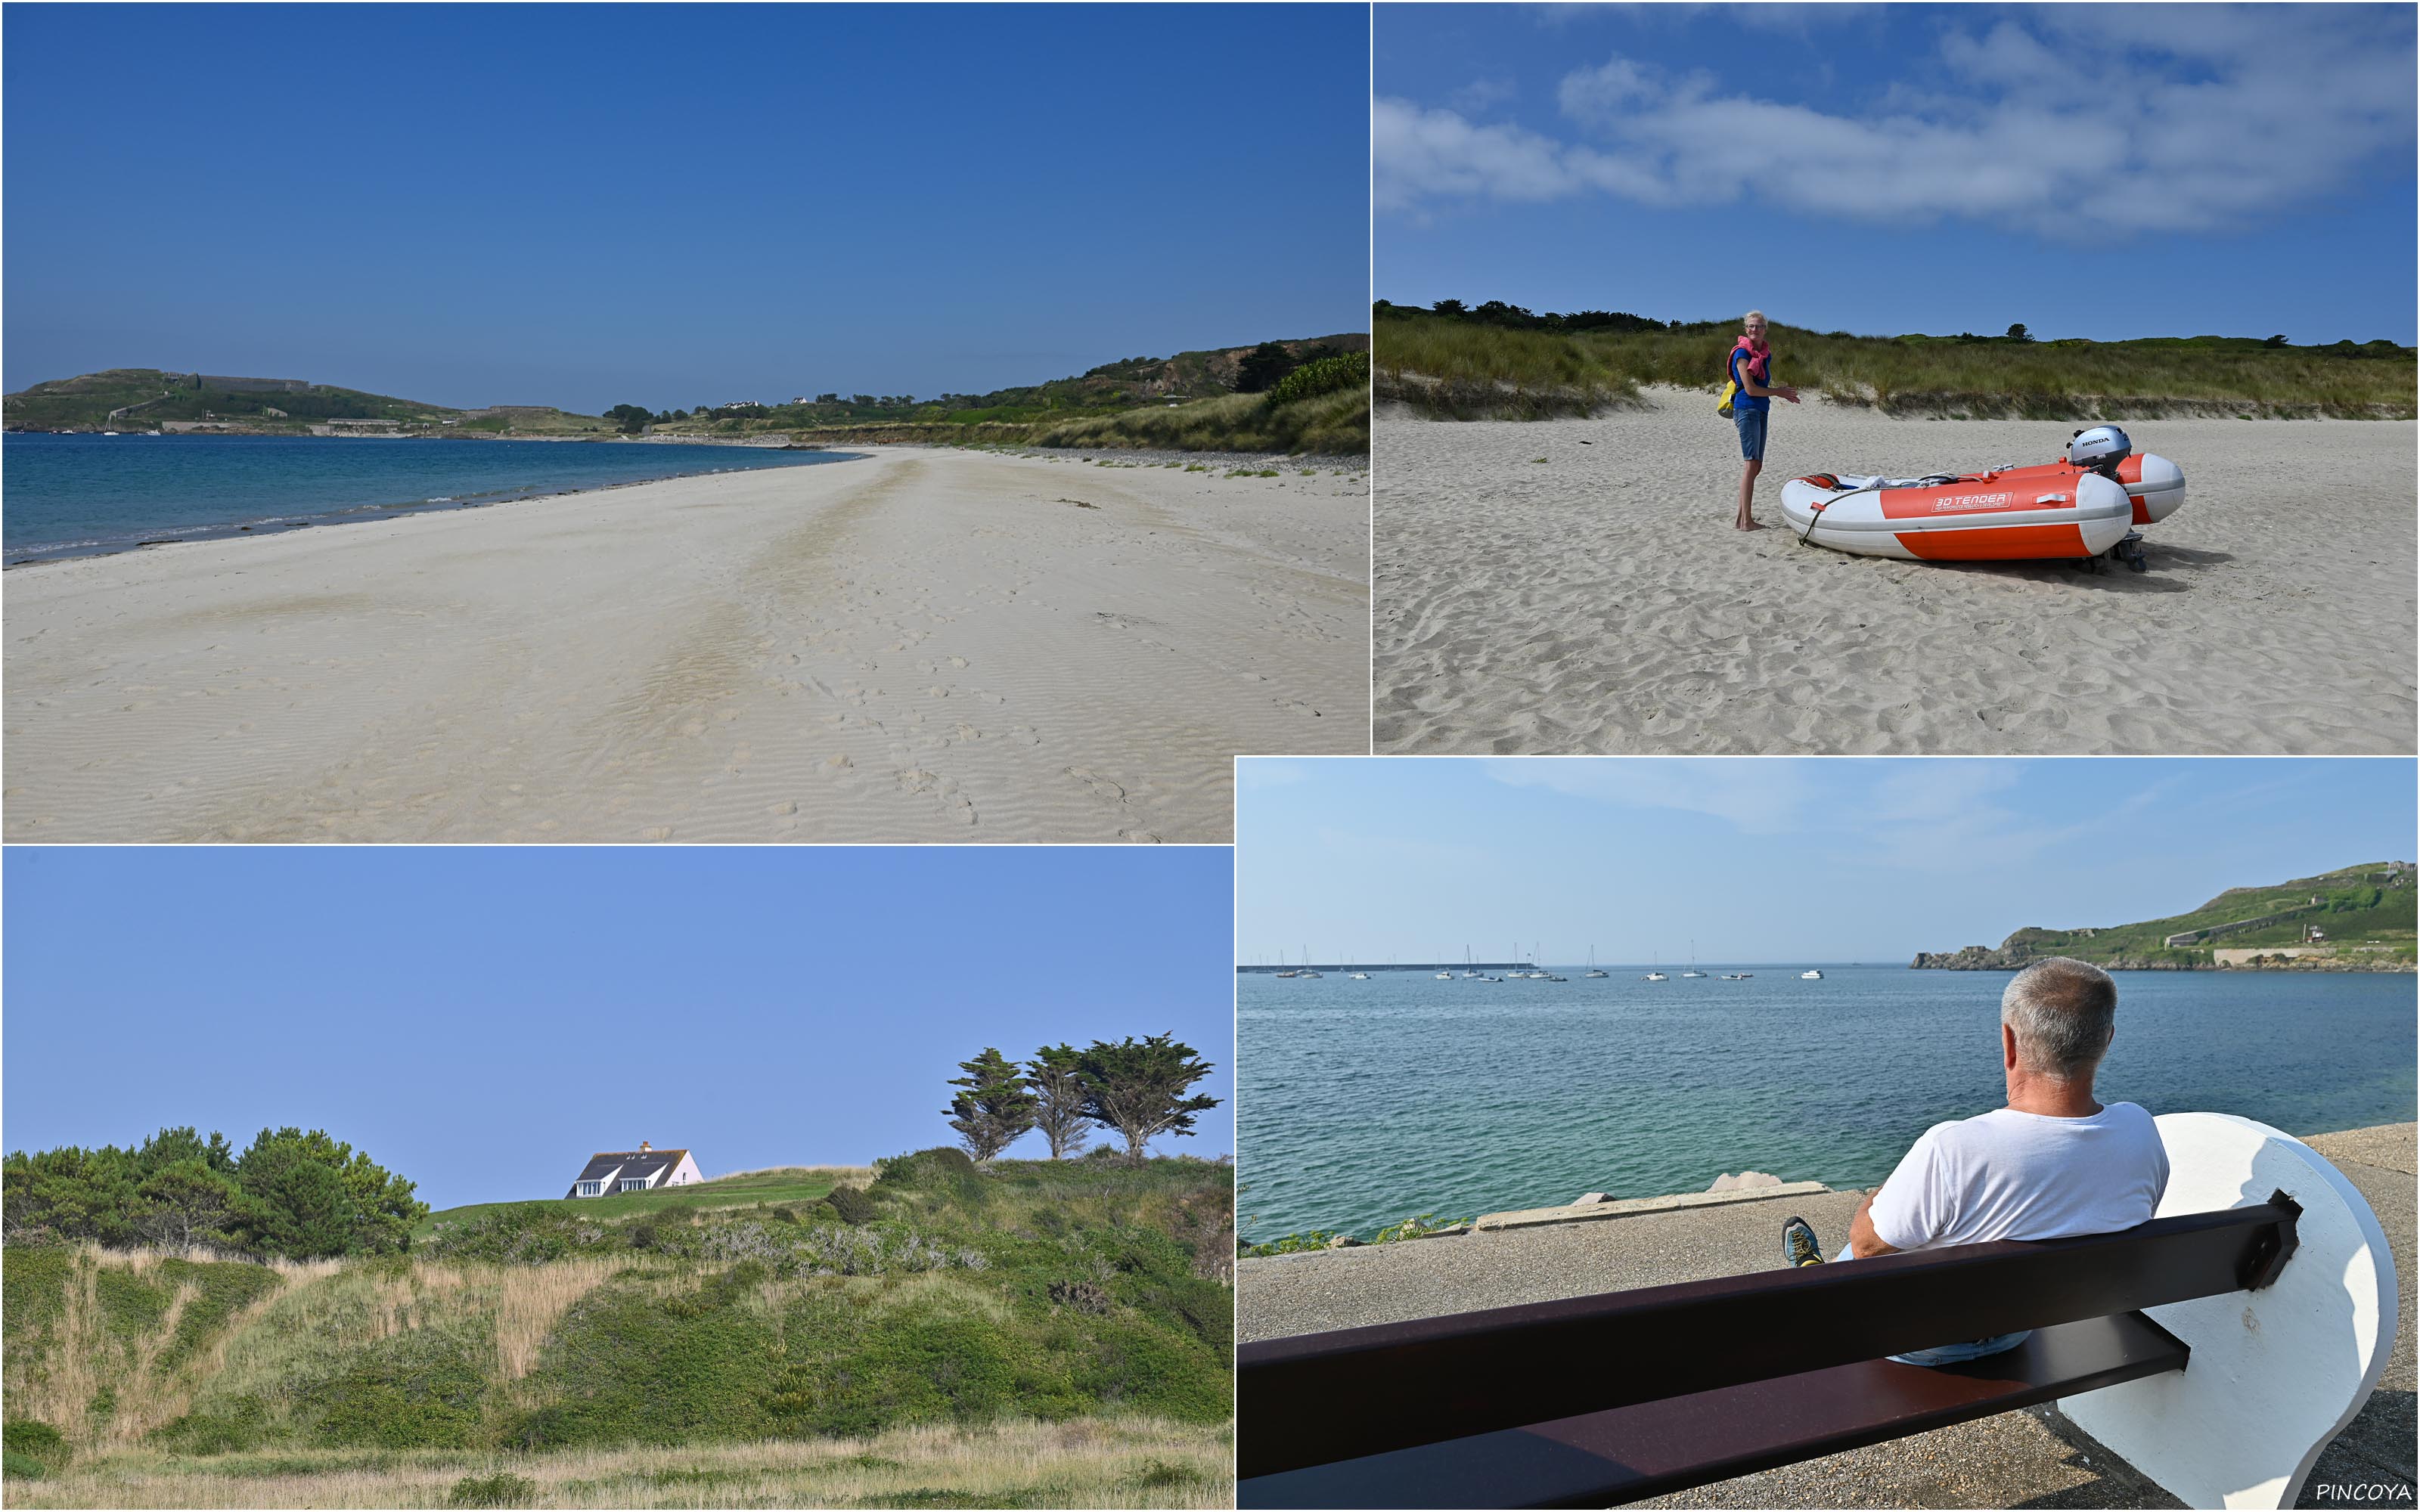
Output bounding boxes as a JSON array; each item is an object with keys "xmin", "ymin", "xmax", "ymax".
[
  {"xmin": 1377, "ymin": 311, "xmax": 2418, "ymax": 420},
  {"xmin": 1, "ymin": 1417, "xmax": 1233, "ymax": 1508},
  {"xmin": 1030, "ymin": 385, "xmax": 1367, "ymax": 457}
]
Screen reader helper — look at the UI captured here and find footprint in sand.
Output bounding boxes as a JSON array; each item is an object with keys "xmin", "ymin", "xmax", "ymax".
[
  {"xmin": 1066, "ymin": 767, "xmax": 1128, "ymax": 803},
  {"xmin": 824, "ymin": 754, "xmax": 852, "ymax": 770},
  {"xmin": 642, "ymin": 826, "xmax": 674, "ymax": 841},
  {"xmin": 768, "ymin": 800, "xmax": 797, "ymax": 815}
]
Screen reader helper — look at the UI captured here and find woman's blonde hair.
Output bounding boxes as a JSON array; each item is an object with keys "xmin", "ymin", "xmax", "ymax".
[{"xmin": 1744, "ymin": 309, "xmax": 1767, "ymax": 327}]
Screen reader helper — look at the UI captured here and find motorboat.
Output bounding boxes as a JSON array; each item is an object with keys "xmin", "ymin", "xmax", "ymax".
[
  {"xmin": 1800, "ymin": 969, "xmax": 1823, "ymax": 980},
  {"xmin": 1721, "ymin": 973, "xmax": 1752, "ymax": 980}
]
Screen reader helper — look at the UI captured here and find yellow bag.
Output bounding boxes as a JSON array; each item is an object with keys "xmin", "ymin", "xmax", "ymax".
[{"xmin": 1717, "ymin": 376, "xmax": 1739, "ymax": 418}]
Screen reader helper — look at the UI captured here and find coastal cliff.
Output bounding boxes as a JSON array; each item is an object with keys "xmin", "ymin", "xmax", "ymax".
[
  {"xmin": 1912, "ymin": 861, "xmax": 2416, "ymax": 971},
  {"xmin": 1909, "ymin": 945, "xmax": 2413, "ymax": 971}
]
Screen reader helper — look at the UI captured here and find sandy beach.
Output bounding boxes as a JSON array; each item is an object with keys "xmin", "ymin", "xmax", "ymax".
[
  {"xmin": 1374, "ymin": 390, "xmax": 2416, "ymax": 753},
  {"xmin": 4, "ymin": 447, "xmax": 1367, "ymax": 842}
]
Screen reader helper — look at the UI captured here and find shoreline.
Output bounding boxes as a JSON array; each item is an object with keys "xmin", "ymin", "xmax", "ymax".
[
  {"xmin": 3, "ymin": 437, "xmax": 858, "ymax": 567},
  {"xmin": 1249, "ymin": 1117, "xmax": 2414, "ymax": 1252},
  {"xmin": 3, "ymin": 445, "xmax": 1367, "ymax": 843}
]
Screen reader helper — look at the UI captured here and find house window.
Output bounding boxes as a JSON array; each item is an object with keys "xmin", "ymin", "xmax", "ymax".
[
  {"xmin": 620, "ymin": 1177, "xmax": 648, "ymax": 1192},
  {"xmin": 576, "ymin": 1180, "xmax": 601, "ymax": 1197}
]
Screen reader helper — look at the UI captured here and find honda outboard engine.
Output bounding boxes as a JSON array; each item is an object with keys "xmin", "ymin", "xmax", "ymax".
[{"xmin": 2067, "ymin": 425, "xmax": 2132, "ymax": 473}]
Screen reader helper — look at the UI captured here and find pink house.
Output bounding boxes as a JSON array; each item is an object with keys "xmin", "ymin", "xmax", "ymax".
[{"xmin": 565, "ymin": 1140, "xmax": 703, "ymax": 1198}]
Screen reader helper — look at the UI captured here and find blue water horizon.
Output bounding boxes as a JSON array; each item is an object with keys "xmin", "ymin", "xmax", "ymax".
[
  {"xmin": 3, "ymin": 432, "xmax": 861, "ymax": 562},
  {"xmin": 1239, "ymin": 964, "xmax": 2418, "ymax": 1241}
]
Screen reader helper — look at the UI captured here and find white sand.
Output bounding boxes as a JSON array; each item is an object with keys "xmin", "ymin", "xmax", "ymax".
[
  {"xmin": 1375, "ymin": 390, "xmax": 2415, "ymax": 753},
  {"xmin": 5, "ymin": 448, "xmax": 1369, "ymax": 841}
]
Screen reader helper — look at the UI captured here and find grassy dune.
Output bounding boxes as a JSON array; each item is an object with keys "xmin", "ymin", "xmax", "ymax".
[
  {"xmin": 1376, "ymin": 311, "xmax": 2418, "ymax": 420},
  {"xmin": 778, "ymin": 383, "xmax": 1370, "ymax": 459},
  {"xmin": 3, "ymin": 1153, "xmax": 1233, "ymax": 1508},
  {"xmin": 1030, "ymin": 386, "xmax": 1367, "ymax": 457}
]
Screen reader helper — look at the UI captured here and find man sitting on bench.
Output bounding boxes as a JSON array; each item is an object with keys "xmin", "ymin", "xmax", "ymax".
[{"xmin": 1779, "ymin": 956, "xmax": 2171, "ymax": 1365}]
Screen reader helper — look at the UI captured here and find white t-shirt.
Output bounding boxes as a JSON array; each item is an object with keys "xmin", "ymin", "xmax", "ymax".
[{"xmin": 1864, "ymin": 1102, "xmax": 2170, "ymax": 1254}]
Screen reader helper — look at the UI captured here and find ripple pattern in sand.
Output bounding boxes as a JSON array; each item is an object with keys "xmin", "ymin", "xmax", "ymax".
[{"xmin": 1374, "ymin": 395, "xmax": 2415, "ymax": 754}]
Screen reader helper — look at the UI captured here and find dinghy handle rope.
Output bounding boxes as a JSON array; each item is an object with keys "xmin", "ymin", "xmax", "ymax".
[{"xmin": 1795, "ymin": 474, "xmax": 1962, "ymax": 545}]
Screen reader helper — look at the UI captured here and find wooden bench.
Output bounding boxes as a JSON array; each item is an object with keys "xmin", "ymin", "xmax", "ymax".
[{"xmin": 1240, "ymin": 1114, "xmax": 2395, "ymax": 1510}]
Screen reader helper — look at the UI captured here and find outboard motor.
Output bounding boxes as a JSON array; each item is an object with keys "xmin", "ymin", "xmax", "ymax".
[{"xmin": 2067, "ymin": 425, "xmax": 2132, "ymax": 476}]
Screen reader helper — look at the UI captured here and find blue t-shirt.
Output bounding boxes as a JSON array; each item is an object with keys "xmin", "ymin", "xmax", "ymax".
[{"xmin": 1730, "ymin": 346, "xmax": 1770, "ymax": 413}]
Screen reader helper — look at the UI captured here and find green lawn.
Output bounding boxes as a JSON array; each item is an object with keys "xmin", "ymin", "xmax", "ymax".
[{"xmin": 411, "ymin": 1167, "xmax": 864, "ymax": 1240}]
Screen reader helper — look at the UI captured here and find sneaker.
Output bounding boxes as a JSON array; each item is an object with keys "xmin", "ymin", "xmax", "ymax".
[{"xmin": 1782, "ymin": 1215, "xmax": 1825, "ymax": 1268}]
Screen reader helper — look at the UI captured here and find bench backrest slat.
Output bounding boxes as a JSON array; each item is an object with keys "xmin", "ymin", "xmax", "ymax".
[{"xmin": 1239, "ymin": 1202, "xmax": 2295, "ymax": 1479}]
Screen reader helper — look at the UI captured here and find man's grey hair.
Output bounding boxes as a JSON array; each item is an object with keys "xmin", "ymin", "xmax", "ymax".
[{"xmin": 2000, "ymin": 957, "xmax": 2117, "ymax": 1079}]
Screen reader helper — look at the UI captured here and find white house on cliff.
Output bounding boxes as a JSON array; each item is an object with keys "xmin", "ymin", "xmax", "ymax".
[{"xmin": 565, "ymin": 1142, "xmax": 703, "ymax": 1198}]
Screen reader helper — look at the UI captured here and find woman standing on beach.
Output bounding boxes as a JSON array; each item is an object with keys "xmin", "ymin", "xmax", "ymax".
[{"xmin": 1730, "ymin": 310, "xmax": 1799, "ymax": 531}]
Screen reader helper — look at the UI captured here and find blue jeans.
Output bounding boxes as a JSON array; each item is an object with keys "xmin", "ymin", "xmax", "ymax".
[{"xmin": 1734, "ymin": 406, "xmax": 1768, "ymax": 461}]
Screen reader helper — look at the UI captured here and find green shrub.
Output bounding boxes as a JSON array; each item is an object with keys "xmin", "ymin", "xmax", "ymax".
[
  {"xmin": 2, "ymin": 1421, "xmax": 66, "ymax": 1468},
  {"xmin": 1127, "ymin": 1458, "xmax": 1209, "ymax": 1490},
  {"xmin": 509, "ymin": 1283, "xmax": 783, "ymax": 1448},
  {"xmin": 1265, "ymin": 350, "xmax": 1370, "ymax": 408},
  {"xmin": 304, "ymin": 1328, "xmax": 489, "ymax": 1448},
  {"xmin": 823, "ymin": 1184, "xmax": 879, "ymax": 1225},
  {"xmin": 448, "ymin": 1471, "xmax": 538, "ymax": 1507},
  {"xmin": 152, "ymin": 1394, "xmax": 273, "ymax": 1455}
]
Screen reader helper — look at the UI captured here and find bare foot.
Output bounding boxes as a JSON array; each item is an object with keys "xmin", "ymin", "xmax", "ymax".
[{"xmin": 1736, "ymin": 519, "xmax": 1766, "ymax": 531}]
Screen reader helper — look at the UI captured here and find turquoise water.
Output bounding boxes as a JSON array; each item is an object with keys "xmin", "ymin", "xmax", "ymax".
[
  {"xmin": 1238, "ymin": 964, "xmax": 2416, "ymax": 1241},
  {"xmin": 3, "ymin": 432, "xmax": 858, "ymax": 560}
]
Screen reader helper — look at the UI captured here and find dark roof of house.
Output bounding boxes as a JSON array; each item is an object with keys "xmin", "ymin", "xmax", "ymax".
[{"xmin": 568, "ymin": 1148, "xmax": 690, "ymax": 1185}]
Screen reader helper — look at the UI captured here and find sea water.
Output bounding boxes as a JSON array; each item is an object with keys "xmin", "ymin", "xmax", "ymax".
[
  {"xmin": 1238, "ymin": 964, "xmax": 2416, "ymax": 1241},
  {"xmin": 2, "ymin": 432, "xmax": 860, "ymax": 561}
]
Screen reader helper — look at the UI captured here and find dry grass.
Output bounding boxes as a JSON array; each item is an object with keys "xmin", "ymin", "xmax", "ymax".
[
  {"xmin": 492, "ymin": 1259, "xmax": 622, "ymax": 1381},
  {"xmin": 5, "ymin": 1417, "xmax": 1233, "ymax": 1509},
  {"xmin": 8, "ymin": 1256, "xmax": 107, "ymax": 1441}
]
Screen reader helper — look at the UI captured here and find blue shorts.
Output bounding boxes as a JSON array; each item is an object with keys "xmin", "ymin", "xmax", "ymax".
[{"xmin": 1734, "ymin": 407, "xmax": 1767, "ymax": 462}]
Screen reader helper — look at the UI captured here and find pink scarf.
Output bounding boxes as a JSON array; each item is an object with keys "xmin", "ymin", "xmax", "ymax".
[{"xmin": 1732, "ymin": 334, "xmax": 1769, "ymax": 385}]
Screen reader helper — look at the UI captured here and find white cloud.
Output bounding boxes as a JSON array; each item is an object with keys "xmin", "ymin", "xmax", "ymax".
[
  {"xmin": 1379, "ymin": 6, "xmax": 2415, "ymax": 237},
  {"xmin": 1373, "ymin": 96, "xmax": 1669, "ymax": 214}
]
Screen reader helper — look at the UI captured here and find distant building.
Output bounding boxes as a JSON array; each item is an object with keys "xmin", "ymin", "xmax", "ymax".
[{"xmin": 565, "ymin": 1141, "xmax": 702, "ymax": 1198}]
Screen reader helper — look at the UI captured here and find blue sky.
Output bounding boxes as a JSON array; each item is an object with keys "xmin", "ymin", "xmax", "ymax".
[
  {"xmin": 1376, "ymin": 5, "xmax": 2418, "ymax": 343},
  {"xmin": 2, "ymin": 847, "xmax": 1233, "ymax": 1210},
  {"xmin": 2, "ymin": 4, "xmax": 1370, "ymax": 413},
  {"xmin": 1236, "ymin": 758, "xmax": 2419, "ymax": 965}
]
